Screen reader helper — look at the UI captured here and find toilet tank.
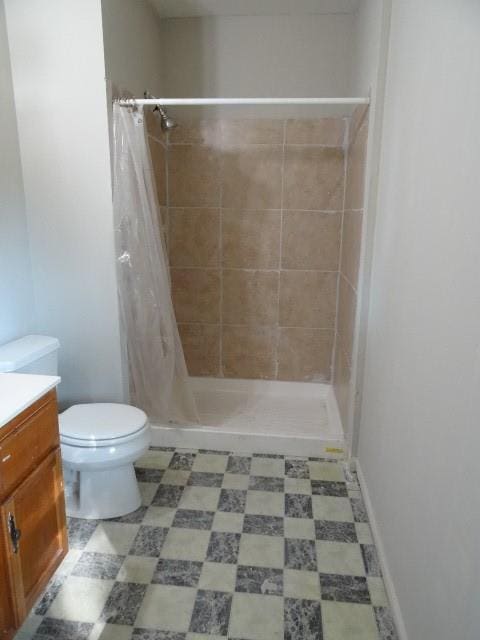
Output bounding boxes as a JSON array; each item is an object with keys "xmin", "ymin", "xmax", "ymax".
[{"xmin": 0, "ymin": 335, "xmax": 60, "ymax": 375}]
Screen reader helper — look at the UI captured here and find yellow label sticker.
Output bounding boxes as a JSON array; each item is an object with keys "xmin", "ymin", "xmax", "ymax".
[{"xmin": 325, "ymin": 447, "xmax": 344, "ymax": 454}]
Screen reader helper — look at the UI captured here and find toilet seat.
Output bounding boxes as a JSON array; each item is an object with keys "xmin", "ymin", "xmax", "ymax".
[{"xmin": 60, "ymin": 403, "xmax": 148, "ymax": 447}]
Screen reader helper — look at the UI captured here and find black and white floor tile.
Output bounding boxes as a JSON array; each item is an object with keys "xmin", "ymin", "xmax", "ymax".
[{"xmin": 15, "ymin": 448, "xmax": 398, "ymax": 640}]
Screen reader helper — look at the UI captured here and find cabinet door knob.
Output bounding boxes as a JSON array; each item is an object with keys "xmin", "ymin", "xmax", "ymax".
[{"xmin": 7, "ymin": 513, "xmax": 21, "ymax": 554}]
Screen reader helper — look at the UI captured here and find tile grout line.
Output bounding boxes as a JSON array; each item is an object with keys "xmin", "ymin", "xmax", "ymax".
[
  {"xmin": 177, "ymin": 322, "xmax": 336, "ymax": 331},
  {"xmin": 149, "ymin": 133, "xmax": 168, "ymax": 149},
  {"xmin": 218, "ymin": 126, "xmax": 224, "ymax": 378},
  {"xmin": 339, "ymin": 269, "xmax": 358, "ymax": 296},
  {"xmin": 275, "ymin": 120, "xmax": 288, "ymax": 381},
  {"xmin": 169, "ymin": 141, "xmax": 345, "ymax": 149},
  {"xmin": 165, "ymin": 133, "xmax": 172, "ymax": 286},
  {"xmin": 148, "ymin": 134, "xmax": 169, "ymax": 246},
  {"xmin": 167, "ymin": 205, "xmax": 344, "ymax": 215},
  {"xmin": 169, "ymin": 266, "xmax": 341, "ymax": 273},
  {"xmin": 165, "ymin": 130, "xmax": 170, "ymax": 207},
  {"xmin": 332, "ymin": 116, "xmax": 351, "ymax": 384},
  {"xmin": 165, "ymin": 132, "xmax": 170, "ymax": 252}
]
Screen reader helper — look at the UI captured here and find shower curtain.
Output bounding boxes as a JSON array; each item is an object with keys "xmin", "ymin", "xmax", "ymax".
[{"xmin": 112, "ymin": 103, "xmax": 199, "ymax": 425}]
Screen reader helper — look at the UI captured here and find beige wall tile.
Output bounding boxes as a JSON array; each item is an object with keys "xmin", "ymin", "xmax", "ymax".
[
  {"xmin": 341, "ymin": 210, "xmax": 363, "ymax": 289},
  {"xmin": 223, "ymin": 269, "xmax": 279, "ymax": 326},
  {"xmin": 178, "ymin": 323, "xmax": 220, "ymax": 376},
  {"xmin": 345, "ymin": 107, "xmax": 369, "ymax": 210},
  {"xmin": 281, "ymin": 211, "xmax": 341, "ymax": 270},
  {"xmin": 221, "ymin": 119, "xmax": 284, "ymax": 145},
  {"xmin": 286, "ymin": 118, "xmax": 345, "ymax": 146},
  {"xmin": 279, "ymin": 271, "xmax": 337, "ymax": 328},
  {"xmin": 277, "ymin": 328, "xmax": 333, "ymax": 382},
  {"xmin": 149, "ymin": 138, "xmax": 167, "ymax": 205},
  {"xmin": 336, "ymin": 275, "xmax": 357, "ymax": 364},
  {"xmin": 333, "ymin": 342, "xmax": 351, "ymax": 432},
  {"xmin": 222, "ymin": 326, "xmax": 278, "ymax": 379},
  {"xmin": 169, "ymin": 145, "xmax": 221, "ymax": 207},
  {"xmin": 349, "ymin": 105, "xmax": 369, "ymax": 145},
  {"xmin": 222, "ymin": 210, "xmax": 281, "ymax": 269},
  {"xmin": 169, "ymin": 208, "xmax": 220, "ymax": 267},
  {"xmin": 171, "ymin": 268, "xmax": 220, "ymax": 323},
  {"xmin": 284, "ymin": 146, "xmax": 345, "ymax": 211},
  {"xmin": 169, "ymin": 119, "xmax": 221, "ymax": 146},
  {"xmin": 163, "ymin": 116, "xmax": 365, "ymax": 382},
  {"xmin": 221, "ymin": 145, "xmax": 283, "ymax": 209}
]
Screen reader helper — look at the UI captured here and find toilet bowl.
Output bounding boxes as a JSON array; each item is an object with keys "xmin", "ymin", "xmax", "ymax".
[{"xmin": 60, "ymin": 403, "xmax": 151, "ymax": 519}]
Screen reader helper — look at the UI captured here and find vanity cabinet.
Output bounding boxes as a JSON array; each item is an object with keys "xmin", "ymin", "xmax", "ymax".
[{"xmin": 0, "ymin": 390, "xmax": 67, "ymax": 639}]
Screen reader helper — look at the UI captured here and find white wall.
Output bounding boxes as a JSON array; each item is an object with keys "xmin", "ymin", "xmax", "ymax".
[
  {"xmin": 4, "ymin": 0, "xmax": 125, "ymax": 406},
  {"xmin": 0, "ymin": 0, "xmax": 34, "ymax": 345},
  {"xmin": 358, "ymin": 1, "xmax": 480, "ymax": 638},
  {"xmin": 102, "ymin": 0, "xmax": 163, "ymax": 98},
  {"xmin": 351, "ymin": 0, "xmax": 384, "ymax": 96},
  {"xmin": 160, "ymin": 14, "xmax": 354, "ymax": 117},
  {"xmin": 341, "ymin": 0, "xmax": 391, "ymax": 454}
]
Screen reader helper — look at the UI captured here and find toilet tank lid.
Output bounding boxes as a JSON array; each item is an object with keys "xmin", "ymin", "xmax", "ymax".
[{"xmin": 0, "ymin": 335, "xmax": 60, "ymax": 373}]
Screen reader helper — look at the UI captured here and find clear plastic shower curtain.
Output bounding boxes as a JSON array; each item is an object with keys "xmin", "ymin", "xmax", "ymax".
[{"xmin": 112, "ymin": 103, "xmax": 199, "ymax": 425}]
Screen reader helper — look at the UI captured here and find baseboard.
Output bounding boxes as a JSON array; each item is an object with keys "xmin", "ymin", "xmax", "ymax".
[{"xmin": 356, "ymin": 459, "xmax": 409, "ymax": 640}]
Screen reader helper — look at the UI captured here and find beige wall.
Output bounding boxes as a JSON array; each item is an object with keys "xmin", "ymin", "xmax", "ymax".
[
  {"xmin": 149, "ymin": 116, "xmax": 347, "ymax": 381},
  {"xmin": 334, "ymin": 105, "xmax": 369, "ymax": 427}
]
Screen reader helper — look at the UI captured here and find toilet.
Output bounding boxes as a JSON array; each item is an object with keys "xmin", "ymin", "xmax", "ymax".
[
  {"xmin": 0, "ymin": 335, "xmax": 151, "ymax": 520},
  {"xmin": 60, "ymin": 403, "xmax": 150, "ymax": 519}
]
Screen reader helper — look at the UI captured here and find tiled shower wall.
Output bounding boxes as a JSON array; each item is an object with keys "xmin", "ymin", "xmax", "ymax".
[
  {"xmin": 147, "ymin": 114, "xmax": 366, "ymax": 384},
  {"xmin": 333, "ymin": 106, "xmax": 369, "ymax": 425}
]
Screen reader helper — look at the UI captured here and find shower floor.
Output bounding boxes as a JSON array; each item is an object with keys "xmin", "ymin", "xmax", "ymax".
[{"xmin": 152, "ymin": 378, "xmax": 345, "ymax": 458}]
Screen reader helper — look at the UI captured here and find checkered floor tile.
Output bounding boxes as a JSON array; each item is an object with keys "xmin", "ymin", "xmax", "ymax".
[{"xmin": 15, "ymin": 448, "xmax": 398, "ymax": 640}]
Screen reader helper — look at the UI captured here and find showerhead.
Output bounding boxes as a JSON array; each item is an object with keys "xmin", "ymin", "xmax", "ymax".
[
  {"xmin": 155, "ymin": 106, "xmax": 177, "ymax": 132},
  {"xmin": 142, "ymin": 92, "xmax": 178, "ymax": 132}
]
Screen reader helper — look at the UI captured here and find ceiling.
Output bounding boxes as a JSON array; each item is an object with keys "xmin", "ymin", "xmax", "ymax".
[{"xmin": 149, "ymin": 0, "xmax": 360, "ymax": 19}]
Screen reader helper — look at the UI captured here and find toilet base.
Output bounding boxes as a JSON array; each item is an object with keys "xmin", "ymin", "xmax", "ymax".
[{"xmin": 65, "ymin": 463, "xmax": 141, "ymax": 520}]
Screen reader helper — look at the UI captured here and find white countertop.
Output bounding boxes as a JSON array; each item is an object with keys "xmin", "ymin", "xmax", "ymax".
[{"xmin": 0, "ymin": 373, "xmax": 61, "ymax": 429}]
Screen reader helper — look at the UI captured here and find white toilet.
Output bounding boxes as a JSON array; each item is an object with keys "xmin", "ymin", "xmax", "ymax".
[{"xmin": 0, "ymin": 335, "xmax": 151, "ymax": 520}]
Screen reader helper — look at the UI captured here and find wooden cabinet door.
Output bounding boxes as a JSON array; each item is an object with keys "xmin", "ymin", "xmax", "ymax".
[
  {"xmin": 1, "ymin": 448, "xmax": 68, "ymax": 623},
  {"xmin": 0, "ymin": 518, "xmax": 17, "ymax": 639}
]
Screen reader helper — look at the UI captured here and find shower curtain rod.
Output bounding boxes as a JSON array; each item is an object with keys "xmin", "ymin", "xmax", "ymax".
[{"xmin": 116, "ymin": 97, "xmax": 370, "ymax": 106}]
